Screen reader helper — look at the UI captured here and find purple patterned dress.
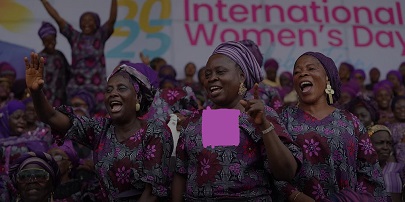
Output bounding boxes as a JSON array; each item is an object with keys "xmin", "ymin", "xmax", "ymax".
[
  {"xmin": 175, "ymin": 106, "xmax": 302, "ymax": 201},
  {"xmin": 61, "ymin": 23, "xmax": 113, "ymax": 112},
  {"xmin": 245, "ymin": 82, "xmax": 283, "ymax": 111},
  {"xmin": 55, "ymin": 106, "xmax": 173, "ymax": 201},
  {"xmin": 387, "ymin": 122, "xmax": 405, "ymax": 182},
  {"xmin": 39, "ymin": 50, "xmax": 70, "ymax": 107},
  {"xmin": 275, "ymin": 106, "xmax": 387, "ymax": 201}
]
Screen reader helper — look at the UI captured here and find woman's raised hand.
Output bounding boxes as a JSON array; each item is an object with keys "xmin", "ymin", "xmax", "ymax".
[
  {"xmin": 240, "ymin": 83, "xmax": 267, "ymax": 126},
  {"xmin": 25, "ymin": 52, "xmax": 45, "ymax": 92}
]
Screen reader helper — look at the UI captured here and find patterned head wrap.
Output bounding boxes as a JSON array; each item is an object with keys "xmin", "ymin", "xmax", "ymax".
[
  {"xmin": 0, "ymin": 62, "xmax": 16, "ymax": 78},
  {"xmin": 80, "ymin": 12, "xmax": 100, "ymax": 29},
  {"xmin": 387, "ymin": 70, "xmax": 403, "ymax": 84},
  {"xmin": 49, "ymin": 140, "xmax": 79, "ymax": 169},
  {"xmin": 0, "ymin": 100, "xmax": 26, "ymax": 138},
  {"xmin": 9, "ymin": 151, "xmax": 60, "ymax": 187},
  {"xmin": 38, "ymin": 21, "xmax": 57, "ymax": 39},
  {"xmin": 341, "ymin": 81, "xmax": 360, "ymax": 98},
  {"xmin": 368, "ymin": 124, "xmax": 392, "ymax": 137},
  {"xmin": 108, "ymin": 63, "xmax": 158, "ymax": 116},
  {"xmin": 264, "ymin": 58, "xmax": 279, "ymax": 71},
  {"xmin": 346, "ymin": 95, "xmax": 379, "ymax": 124},
  {"xmin": 212, "ymin": 40, "xmax": 264, "ymax": 90},
  {"xmin": 298, "ymin": 52, "xmax": 341, "ymax": 103},
  {"xmin": 69, "ymin": 89, "xmax": 96, "ymax": 116}
]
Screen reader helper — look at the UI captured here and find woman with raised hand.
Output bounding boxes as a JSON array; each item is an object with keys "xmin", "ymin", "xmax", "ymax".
[
  {"xmin": 172, "ymin": 40, "xmax": 301, "ymax": 201},
  {"xmin": 40, "ymin": 0, "xmax": 117, "ymax": 113},
  {"xmin": 25, "ymin": 53, "xmax": 173, "ymax": 201},
  {"xmin": 275, "ymin": 52, "xmax": 387, "ymax": 201}
]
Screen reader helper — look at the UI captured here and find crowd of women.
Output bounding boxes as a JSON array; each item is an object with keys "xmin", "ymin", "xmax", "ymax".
[{"xmin": 0, "ymin": 0, "xmax": 404, "ymax": 201}]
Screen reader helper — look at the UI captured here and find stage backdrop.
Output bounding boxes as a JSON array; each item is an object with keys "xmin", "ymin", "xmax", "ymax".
[{"xmin": 1, "ymin": 0, "xmax": 404, "ymax": 81}]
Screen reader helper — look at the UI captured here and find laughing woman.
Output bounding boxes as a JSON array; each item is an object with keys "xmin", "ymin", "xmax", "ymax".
[
  {"xmin": 275, "ymin": 52, "xmax": 387, "ymax": 201},
  {"xmin": 172, "ymin": 40, "xmax": 302, "ymax": 201},
  {"xmin": 25, "ymin": 53, "xmax": 173, "ymax": 201}
]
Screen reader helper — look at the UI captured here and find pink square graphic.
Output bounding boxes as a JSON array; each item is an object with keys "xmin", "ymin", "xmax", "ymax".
[{"xmin": 202, "ymin": 107, "xmax": 240, "ymax": 148}]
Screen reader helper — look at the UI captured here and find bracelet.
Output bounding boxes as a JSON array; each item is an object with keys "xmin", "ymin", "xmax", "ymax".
[
  {"xmin": 292, "ymin": 192, "xmax": 301, "ymax": 201},
  {"xmin": 261, "ymin": 123, "xmax": 275, "ymax": 135}
]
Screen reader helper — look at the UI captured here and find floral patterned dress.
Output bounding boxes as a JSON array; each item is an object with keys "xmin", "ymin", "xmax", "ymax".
[
  {"xmin": 56, "ymin": 106, "xmax": 173, "ymax": 201},
  {"xmin": 274, "ymin": 106, "xmax": 387, "ymax": 201},
  {"xmin": 245, "ymin": 82, "xmax": 283, "ymax": 111},
  {"xmin": 387, "ymin": 122, "xmax": 405, "ymax": 182},
  {"xmin": 39, "ymin": 50, "xmax": 70, "ymax": 107},
  {"xmin": 61, "ymin": 23, "xmax": 113, "ymax": 112},
  {"xmin": 146, "ymin": 86, "xmax": 198, "ymax": 122},
  {"xmin": 175, "ymin": 106, "xmax": 302, "ymax": 201}
]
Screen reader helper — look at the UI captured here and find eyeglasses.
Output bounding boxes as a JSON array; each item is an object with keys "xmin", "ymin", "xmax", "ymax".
[
  {"xmin": 16, "ymin": 168, "xmax": 50, "ymax": 184},
  {"xmin": 52, "ymin": 155, "xmax": 69, "ymax": 162}
]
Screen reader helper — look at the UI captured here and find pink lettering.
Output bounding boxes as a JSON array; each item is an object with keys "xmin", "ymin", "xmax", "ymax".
[
  {"xmin": 278, "ymin": 29, "xmax": 295, "ymax": 46},
  {"xmin": 251, "ymin": 4, "xmax": 262, "ymax": 22},
  {"xmin": 328, "ymin": 29, "xmax": 343, "ymax": 47},
  {"xmin": 215, "ymin": 0, "xmax": 227, "ymax": 22},
  {"xmin": 396, "ymin": 2, "xmax": 403, "ymax": 25},
  {"xmin": 353, "ymin": 7, "xmax": 373, "ymax": 24},
  {"xmin": 242, "ymin": 29, "xmax": 275, "ymax": 46},
  {"xmin": 375, "ymin": 7, "xmax": 395, "ymax": 25},
  {"xmin": 194, "ymin": 3, "xmax": 213, "ymax": 22},
  {"xmin": 220, "ymin": 28, "xmax": 240, "ymax": 42},
  {"xmin": 395, "ymin": 31, "xmax": 405, "ymax": 55},
  {"xmin": 298, "ymin": 29, "xmax": 317, "ymax": 46},
  {"xmin": 310, "ymin": 2, "xmax": 322, "ymax": 23},
  {"xmin": 185, "ymin": 23, "xmax": 217, "ymax": 45},
  {"xmin": 353, "ymin": 26, "xmax": 372, "ymax": 46},
  {"xmin": 185, "ymin": 0, "xmax": 189, "ymax": 21},
  {"xmin": 230, "ymin": 4, "xmax": 248, "ymax": 22},
  {"xmin": 288, "ymin": 5, "xmax": 308, "ymax": 23},
  {"xmin": 265, "ymin": 5, "xmax": 285, "ymax": 22},
  {"xmin": 332, "ymin": 6, "xmax": 351, "ymax": 23},
  {"xmin": 376, "ymin": 31, "xmax": 394, "ymax": 47}
]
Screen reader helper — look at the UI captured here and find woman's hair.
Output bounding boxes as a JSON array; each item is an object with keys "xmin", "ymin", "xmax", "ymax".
[{"xmin": 346, "ymin": 95, "xmax": 379, "ymax": 124}]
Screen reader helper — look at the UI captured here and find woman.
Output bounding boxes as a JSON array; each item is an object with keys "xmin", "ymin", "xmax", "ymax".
[
  {"xmin": 25, "ymin": 53, "xmax": 173, "ymax": 201},
  {"xmin": 374, "ymin": 80, "xmax": 395, "ymax": 125},
  {"xmin": 8, "ymin": 151, "xmax": 60, "ymax": 202},
  {"xmin": 0, "ymin": 100, "xmax": 52, "ymax": 201},
  {"xmin": 38, "ymin": 21, "xmax": 70, "ymax": 107},
  {"xmin": 41, "ymin": 0, "xmax": 117, "ymax": 113},
  {"xmin": 275, "ymin": 52, "xmax": 386, "ymax": 201},
  {"xmin": 278, "ymin": 71, "xmax": 298, "ymax": 106},
  {"xmin": 48, "ymin": 140, "xmax": 98, "ymax": 201},
  {"xmin": 368, "ymin": 125, "xmax": 403, "ymax": 202},
  {"xmin": 388, "ymin": 96, "xmax": 405, "ymax": 175},
  {"xmin": 172, "ymin": 40, "xmax": 301, "ymax": 201},
  {"xmin": 338, "ymin": 62, "xmax": 354, "ymax": 85},
  {"xmin": 346, "ymin": 95, "xmax": 379, "ymax": 129},
  {"xmin": 387, "ymin": 70, "xmax": 405, "ymax": 96}
]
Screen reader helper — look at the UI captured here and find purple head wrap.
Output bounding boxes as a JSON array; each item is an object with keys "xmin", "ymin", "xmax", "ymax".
[
  {"xmin": 346, "ymin": 95, "xmax": 379, "ymax": 124},
  {"xmin": 69, "ymin": 89, "xmax": 96, "ymax": 115},
  {"xmin": 49, "ymin": 140, "xmax": 79, "ymax": 169},
  {"xmin": 387, "ymin": 70, "xmax": 403, "ymax": 84},
  {"xmin": 38, "ymin": 21, "xmax": 57, "ymax": 39},
  {"xmin": 158, "ymin": 64, "xmax": 177, "ymax": 79},
  {"xmin": 22, "ymin": 97, "xmax": 33, "ymax": 105},
  {"xmin": 340, "ymin": 62, "xmax": 355, "ymax": 73},
  {"xmin": 373, "ymin": 80, "xmax": 393, "ymax": 96},
  {"xmin": 299, "ymin": 52, "xmax": 341, "ymax": 103},
  {"xmin": 212, "ymin": 40, "xmax": 264, "ymax": 90},
  {"xmin": 108, "ymin": 63, "xmax": 158, "ymax": 116},
  {"xmin": 280, "ymin": 71, "xmax": 293, "ymax": 82},
  {"xmin": 0, "ymin": 62, "xmax": 16, "ymax": 78},
  {"xmin": 80, "ymin": 12, "xmax": 100, "ymax": 29},
  {"xmin": 9, "ymin": 151, "xmax": 60, "ymax": 187},
  {"xmin": 0, "ymin": 100, "xmax": 26, "ymax": 138},
  {"xmin": 341, "ymin": 81, "xmax": 360, "ymax": 98},
  {"xmin": 264, "ymin": 58, "xmax": 279, "ymax": 71},
  {"xmin": 353, "ymin": 69, "xmax": 366, "ymax": 80},
  {"xmin": 239, "ymin": 39, "xmax": 263, "ymax": 67}
]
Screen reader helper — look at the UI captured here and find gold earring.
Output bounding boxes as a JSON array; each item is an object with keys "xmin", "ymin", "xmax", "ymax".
[
  {"xmin": 238, "ymin": 82, "xmax": 247, "ymax": 95},
  {"xmin": 136, "ymin": 103, "xmax": 140, "ymax": 111},
  {"xmin": 324, "ymin": 81, "xmax": 334, "ymax": 104}
]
